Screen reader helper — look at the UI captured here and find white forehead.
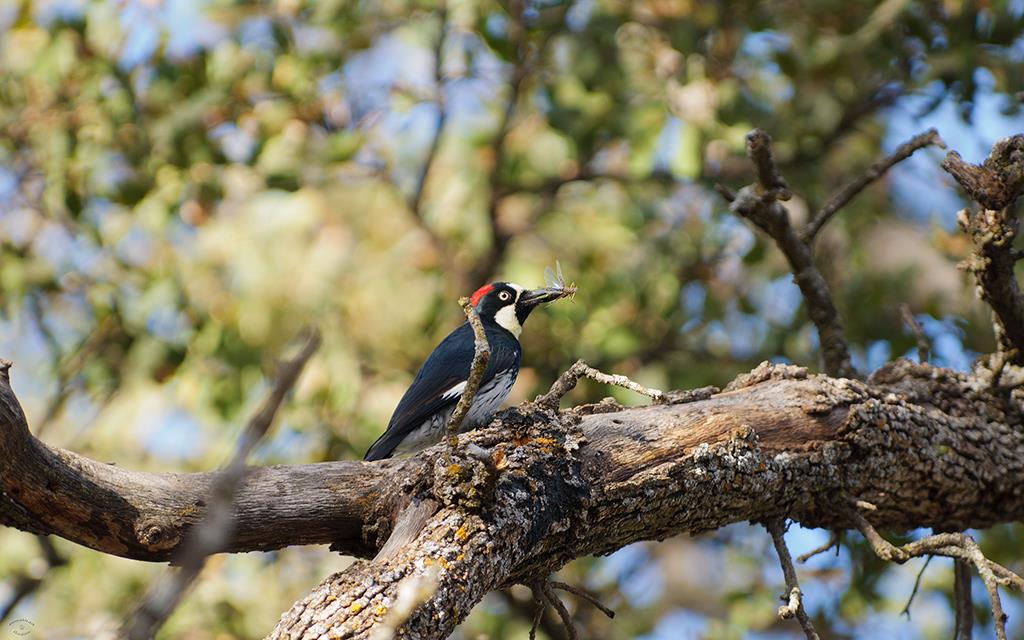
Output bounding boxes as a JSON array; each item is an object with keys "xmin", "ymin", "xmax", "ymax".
[{"xmin": 508, "ymin": 283, "xmax": 525, "ymax": 298}]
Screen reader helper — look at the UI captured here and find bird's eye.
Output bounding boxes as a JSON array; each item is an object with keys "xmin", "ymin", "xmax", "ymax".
[{"xmin": 499, "ymin": 291, "xmax": 512, "ymax": 301}]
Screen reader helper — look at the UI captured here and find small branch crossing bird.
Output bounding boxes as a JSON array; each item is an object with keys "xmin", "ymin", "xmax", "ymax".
[{"xmin": 364, "ymin": 282, "xmax": 571, "ymax": 460}]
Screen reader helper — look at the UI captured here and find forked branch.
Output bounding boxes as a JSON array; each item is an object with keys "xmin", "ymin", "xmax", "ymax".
[
  {"xmin": 849, "ymin": 505, "xmax": 1024, "ymax": 640},
  {"xmin": 717, "ymin": 129, "xmax": 856, "ymax": 378},
  {"xmin": 536, "ymin": 359, "xmax": 666, "ymax": 410}
]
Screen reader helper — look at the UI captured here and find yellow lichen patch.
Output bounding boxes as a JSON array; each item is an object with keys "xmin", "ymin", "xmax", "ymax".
[
  {"xmin": 455, "ymin": 525, "xmax": 469, "ymax": 541},
  {"xmin": 374, "ymin": 605, "xmax": 388, "ymax": 617},
  {"xmin": 532, "ymin": 436, "xmax": 558, "ymax": 449},
  {"xmin": 349, "ymin": 602, "xmax": 363, "ymax": 614},
  {"xmin": 326, "ymin": 595, "xmax": 336, "ymax": 603},
  {"xmin": 446, "ymin": 463, "xmax": 462, "ymax": 476},
  {"xmin": 437, "ymin": 557, "xmax": 450, "ymax": 570}
]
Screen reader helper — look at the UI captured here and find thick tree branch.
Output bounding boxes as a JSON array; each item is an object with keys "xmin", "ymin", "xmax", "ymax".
[
  {"xmin": 718, "ymin": 129, "xmax": 856, "ymax": 378},
  {"xmin": 268, "ymin": 359, "xmax": 1024, "ymax": 638},
  {"xmin": 802, "ymin": 129, "xmax": 945, "ymax": 242},
  {"xmin": 942, "ymin": 135, "xmax": 1024, "ymax": 361},
  {"xmin": 4, "ymin": 358, "xmax": 1024, "ymax": 637}
]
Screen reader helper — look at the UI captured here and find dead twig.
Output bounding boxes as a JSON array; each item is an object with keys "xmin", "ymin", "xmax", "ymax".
[
  {"xmin": 943, "ymin": 135, "xmax": 1024, "ymax": 363},
  {"xmin": 543, "ymin": 581, "xmax": 578, "ymax": 640},
  {"xmin": 765, "ymin": 518, "xmax": 821, "ymax": 640},
  {"xmin": 536, "ymin": 359, "xmax": 666, "ymax": 411},
  {"xmin": 899, "ymin": 304, "xmax": 931, "ymax": 363},
  {"xmin": 802, "ymin": 129, "xmax": 945, "ymax": 242},
  {"xmin": 445, "ymin": 298, "xmax": 491, "ymax": 448},
  {"xmin": 848, "ymin": 505, "xmax": 1024, "ymax": 640},
  {"xmin": 796, "ymin": 530, "xmax": 841, "ymax": 564},
  {"xmin": 525, "ymin": 578, "xmax": 614, "ymax": 640},
  {"xmin": 954, "ymin": 557, "xmax": 974, "ymax": 639},
  {"xmin": 528, "ymin": 584, "xmax": 546, "ymax": 640},
  {"xmin": 900, "ymin": 555, "xmax": 932, "ymax": 618},
  {"xmin": 123, "ymin": 328, "xmax": 321, "ymax": 640},
  {"xmin": 716, "ymin": 129, "xmax": 856, "ymax": 379},
  {"xmin": 550, "ymin": 581, "xmax": 616, "ymax": 620}
]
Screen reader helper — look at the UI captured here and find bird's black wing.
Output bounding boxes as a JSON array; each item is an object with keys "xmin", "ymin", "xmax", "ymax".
[{"xmin": 363, "ymin": 323, "xmax": 520, "ymax": 460}]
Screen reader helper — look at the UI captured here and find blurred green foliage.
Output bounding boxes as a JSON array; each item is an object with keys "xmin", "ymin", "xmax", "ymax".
[{"xmin": 1, "ymin": 0, "xmax": 1023, "ymax": 637}]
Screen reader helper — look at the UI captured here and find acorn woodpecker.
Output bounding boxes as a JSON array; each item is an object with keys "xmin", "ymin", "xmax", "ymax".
[{"xmin": 363, "ymin": 282, "xmax": 568, "ymax": 460}]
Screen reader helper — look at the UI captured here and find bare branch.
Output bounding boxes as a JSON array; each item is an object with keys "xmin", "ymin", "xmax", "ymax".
[
  {"xmin": 536, "ymin": 359, "xmax": 666, "ymax": 411},
  {"xmin": 543, "ymin": 581, "xmax": 579, "ymax": 640},
  {"xmin": 123, "ymin": 329, "xmax": 321, "ymax": 640},
  {"xmin": 900, "ymin": 555, "xmax": 932, "ymax": 618},
  {"xmin": 848, "ymin": 507, "xmax": 1024, "ymax": 640},
  {"xmin": 899, "ymin": 304, "xmax": 931, "ymax": 363},
  {"xmin": 446, "ymin": 298, "xmax": 491, "ymax": 447},
  {"xmin": 796, "ymin": 530, "xmax": 841, "ymax": 564},
  {"xmin": 765, "ymin": 519, "xmax": 820, "ymax": 640},
  {"xmin": 746, "ymin": 129, "xmax": 791, "ymax": 200},
  {"xmin": 719, "ymin": 129, "xmax": 856, "ymax": 379},
  {"xmin": 954, "ymin": 557, "xmax": 974, "ymax": 640},
  {"xmin": 802, "ymin": 129, "xmax": 945, "ymax": 242},
  {"xmin": 529, "ymin": 585, "xmax": 546, "ymax": 640},
  {"xmin": 551, "ymin": 581, "xmax": 616, "ymax": 620},
  {"xmin": 943, "ymin": 135, "xmax": 1024, "ymax": 361},
  {"xmin": 942, "ymin": 137, "xmax": 1024, "ymax": 211}
]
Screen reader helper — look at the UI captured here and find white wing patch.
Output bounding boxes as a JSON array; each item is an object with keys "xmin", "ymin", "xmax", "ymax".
[{"xmin": 441, "ymin": 381, "xmax": 468, "ymax": 400}]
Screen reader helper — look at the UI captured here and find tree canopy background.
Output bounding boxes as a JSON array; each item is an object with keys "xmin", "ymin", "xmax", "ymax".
[{"xmin": 1, "ymin": 0, "xmax": 1024, "ymax": 638}]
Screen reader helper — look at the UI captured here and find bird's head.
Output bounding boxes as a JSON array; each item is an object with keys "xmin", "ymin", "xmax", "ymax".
[{"xmin": 469, "ymin": 281, "xmax": 568, "ymax": 338}]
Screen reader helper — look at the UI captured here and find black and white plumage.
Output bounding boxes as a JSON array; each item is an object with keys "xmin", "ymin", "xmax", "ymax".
[{"xmin": 363, "ymin": 281, "xmax": 567, "ymax": 461}]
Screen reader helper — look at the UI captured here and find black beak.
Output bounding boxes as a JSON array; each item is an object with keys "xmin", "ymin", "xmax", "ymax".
[{"xmin": 519, "ymin": 287, "xmax": 570, "ymax": 308}]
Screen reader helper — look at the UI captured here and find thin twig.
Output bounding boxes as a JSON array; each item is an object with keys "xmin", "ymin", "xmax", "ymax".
[
  {"xmin": 848, "ymin": 505, "xmax": 1023, "ymax": 640},
  {"xmin": 550, "ymin": 581, "xmax": 616, "ymax": 619},
  {"xmin": 123, "ymin": 329, "xmax": 321, "ymax": 640},
  {"xmin": 765, "ymin": 518, "xmax": 821, "ymax": 640},
  {"xmin": 802, "ymin": 129, "xmax": 945, "ymax": 242},
  {"xmin": 954, "ymin": 557, "xmax": 974, "ymax": 639},
  {"xmin": 796, "ymin": 530, "xmax": 841, "ymax": 564},
  {"xmin": 899, "ymin": 304, "xmax": 931, "ymax": 363},
  {"xmin": 528, "ymin": 584, "xmax": 546, "ymax": 640},
  {"xmin": 543, "ymin": 581, "xmax": 579, "ymax": 640},
  {"xmin": 445, "ymin": 298, "xmax": 491, "ymax": 448},
  {"xmin": 536, "ymin": 359, "xmax": 666, "ymax": 411},
  {"xmin": 900, "ymin": 555, "xmax": 932, "ymax": 618}
]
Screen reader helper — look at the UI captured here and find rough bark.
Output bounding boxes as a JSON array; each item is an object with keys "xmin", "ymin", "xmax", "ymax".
[
  {"xmin": 942, "ymin": 135, "xmax": 1024, "ymax": 361},
  {"xmin": 269, "ymin": 359, "xmax": 1024, "ymax": 638},
  {"xmin": 4, "ymin": 352, "xmax": 1024, "ymax": 638}
]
